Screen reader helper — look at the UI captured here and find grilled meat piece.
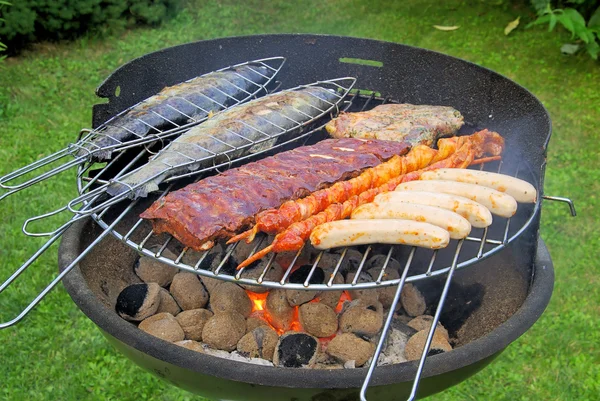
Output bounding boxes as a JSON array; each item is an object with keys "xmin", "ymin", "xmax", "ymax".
[
  {"xmin": 140, "ymin": 138, "xmax": 410, "ymax": 250},
  {"xmin": 107, "ymin": 86, "xmax": 340, "ymax": 199},
  {"xmin": 79, "ymin": 63, "xmax": 276, "ymax": 160},
  {"xmin": 325, "ymin": 104, "xmax": 464, "ymax": 146}
]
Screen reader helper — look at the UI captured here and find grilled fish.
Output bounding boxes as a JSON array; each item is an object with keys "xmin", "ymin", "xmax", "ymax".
[
  {"xmin": 107, "ymin": 86, "xmax": 340, "ymax": 198},
  {"xmin": 79, "ymin": 63, "xmax": 277, "ymax": 160},
  {"xmin": 325, "ymin": 103, "xmax": 464, "ymax": 146}
]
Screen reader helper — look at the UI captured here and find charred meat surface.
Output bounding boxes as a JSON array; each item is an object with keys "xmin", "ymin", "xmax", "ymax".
[
  {"xmin": 140, "ymin": 138, "xmax": 410, "ymax": 250},
  {"xmin": 325, "ymin": 103, "xmax": 464, "ymax": 146},
  {"xmin": 108, "ymin": 86, "xmax": 340, "ymax": 198},
  {"xmin": 79, "ymin": 64, "xmax": 275, "ymax": 160}
]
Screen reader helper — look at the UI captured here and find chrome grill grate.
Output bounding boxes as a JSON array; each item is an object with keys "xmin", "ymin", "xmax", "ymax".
[
  {"xmin": 90, "ymin": 93, "xmax": 542, "ymax": 291},
  {"xmin": 81, "ymin": 93, "xmax": 544, "ymax": 401}
]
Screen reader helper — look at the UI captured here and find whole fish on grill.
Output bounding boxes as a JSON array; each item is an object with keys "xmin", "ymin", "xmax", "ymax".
[
  {"xmin": 140, "ymin": 138, "xmax": 411, "ymax": 250},
  {"xmin": 78, "ymin": 63, "xmax": 277, "ymax": 160},
  {"xmin": 107, "ymin": 86, "xmax": 340, "ymax": 198},
  {"xmin": 325, "ymin": 103, "xmax": 464, "ymax": 146}
]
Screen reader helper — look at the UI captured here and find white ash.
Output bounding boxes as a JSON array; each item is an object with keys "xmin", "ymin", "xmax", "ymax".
[
  {"xmin": 374, "ymin": 328, "xmax": 409, "ymax": 366},
  {"xmin": 201, "ymin": 346, "xmax": 273, "ymax": 366}
]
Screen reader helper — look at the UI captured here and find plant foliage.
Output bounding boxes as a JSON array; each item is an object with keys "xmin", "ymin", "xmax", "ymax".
[
  {"xmin": 0, "ymin": 0, "xmax": 9, "ymax": 62},
  {"xmin": 527, "ymin": 0, "xmax": 600, "ymax": 59},
  {"xmin": 0, "ymin": 0, "xmax": 180, "ymax": 53}
]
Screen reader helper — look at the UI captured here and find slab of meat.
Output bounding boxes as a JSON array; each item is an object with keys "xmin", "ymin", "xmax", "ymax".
[
  {"xmin": 140, "ymin": 138, "xmax": 410, "ymax": 250},
  {"xmin": 325, "ymin": 104, "xmax": 464, "ymax": 146}
]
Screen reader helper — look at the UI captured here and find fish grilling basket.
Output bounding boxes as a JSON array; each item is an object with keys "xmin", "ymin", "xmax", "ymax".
[{"xmin": 0, "ymin": 35, "xmax": 576, "ymax": 401}]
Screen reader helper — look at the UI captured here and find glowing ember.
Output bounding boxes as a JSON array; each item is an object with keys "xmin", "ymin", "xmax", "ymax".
[
  {"xmin": 247, "ymin": 291, "xmax": 268, "ymax": 312},
  {"xmin": 335, "ymin": 291, "xmax": 352, "ymax": 314},
  {"xmin": 290, "ymin": 306, "xmax": 303, "ymax": 332},
  {"xmin": 245, "ymin": 289, "xmax": 351, "ymax": 338}
]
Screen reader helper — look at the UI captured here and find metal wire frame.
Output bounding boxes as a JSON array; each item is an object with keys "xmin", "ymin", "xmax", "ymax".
[
  {"xmin": 65, "ymin": 77, "xmax": 357, "ymax": 217},
  {"xmin": 0, "ymin": 57, "xmax": 286, "ymax": 201},
  {"xmin": 88, "ymin": 90, "xmax": 542, "ymax": 291},
  {"xmin": 0, "ymin": 79, "xmax": 356, "ymax": 329},
  {"xmin": 18, "ymin": 77, "xmax": 357, "ymax": 239}
]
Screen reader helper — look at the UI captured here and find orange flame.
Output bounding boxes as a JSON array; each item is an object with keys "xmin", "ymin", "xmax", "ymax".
[
  {"xmin": 245, "ymin": 289, "xmax": 351, "ymax": 337},
  {"xmin": 248, "ymin": 291, "xmax": 268, "ymax": 312},
  {"xmin": 335, "ymin": 291, "xmax": 352, "ymax": 314}
]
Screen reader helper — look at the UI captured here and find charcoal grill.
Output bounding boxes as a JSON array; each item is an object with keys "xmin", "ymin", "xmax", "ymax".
[{"xmin": 0, "ymin": 34, "xmax": 576, "ymax": 400}]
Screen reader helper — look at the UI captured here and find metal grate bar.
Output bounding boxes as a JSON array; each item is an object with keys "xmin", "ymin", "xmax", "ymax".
[
  {"xmin": 83, "ymin": 94, "xmax": 545, "ymax": 293},
  {"xmin": 303, "ymin": 252, "xmax": 324, "ymax": 287},
  {"xmin": 327, "ymin": 247, "xmax": 348, "ymax": 287},
  {"xmin": 406, "ymin": 240, "xmax": 465, "ymax": 401},
  {"xmin": 360, "ymin": 247, "xmax": 416, "ymax": 400}
]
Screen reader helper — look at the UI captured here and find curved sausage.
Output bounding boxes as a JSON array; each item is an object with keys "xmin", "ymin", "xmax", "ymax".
[
  {"xmin": 420, "ymin": 168, "xmax": 537, "ymax": 203},
  {"xmin": 375, "ymin": 191, "xmax": 493, "ymax": 228},
  {"xmin": 309, "ymin": 219, "xmax": 450, "ymax": 250},
  {"xmin": 351, "ymin": 202, "xmax": 471, "ymax": 239},
  {"xmin": 395, "ymin": 180, "xmax": 517, "ymax": 218}
]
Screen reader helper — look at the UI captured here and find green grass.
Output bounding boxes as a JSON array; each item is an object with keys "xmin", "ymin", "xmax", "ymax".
[{"xmin": 0, "ymin": 0, "xmax": 598, "ymax": 400}]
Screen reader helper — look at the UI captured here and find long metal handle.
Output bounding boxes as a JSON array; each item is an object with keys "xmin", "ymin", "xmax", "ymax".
[
  {"xmin": 360, "ymin": 247, "xmax": 416, "ymax": 401},
  {"xmin": 0, "ymin": 57, "xmax": 285, "ymax": 202},
  {"xmin": 406, "ymin": 240, "xmax": 464, "ymax": 400},
  {"xmin": 360, "ymin": 241, "xmax": 464, "ymax": 401},
  {"xmin": 542, "ymin": 195, "xmax": 576, "ymax": 216},
  {"xmin": 0, "ymin": 201, "xmax": 138, "ymax": 329}
]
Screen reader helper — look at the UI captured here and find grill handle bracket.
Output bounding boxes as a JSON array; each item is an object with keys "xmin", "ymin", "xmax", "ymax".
[{"xmin": 542, "ymin": 195, "xmax": 576, "ymax": 217}]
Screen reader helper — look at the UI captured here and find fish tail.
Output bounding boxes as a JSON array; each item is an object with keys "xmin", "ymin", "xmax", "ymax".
[{"xmin": 106, "ymin": 166, "xmax": 164, "ymax": 198}]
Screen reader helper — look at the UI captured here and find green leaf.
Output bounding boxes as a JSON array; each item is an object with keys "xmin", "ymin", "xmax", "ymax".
[
  {"xmin": 585, "ymin": 39, "xmax": 599, "ymax": 60},
  {"xmin": 433, "ymin": 25, "xmax": 460, "ymax": 31},
  {"xmin": 504, "ymin": 16, "xmax": 520, "ymax": 36},
  {"xmin": 549, "ymin": 12, "xmax": 558, "ymax": 32},
  {"xmin": 562, "ymin": 8, "xmax": 586, "ymax": 28},
  {"xmin": 588, "ymin": 6, "xmax": 600, "ymax": 29},
  {"xmin": 561, "ymin": 9, "xmax": 592, "ymax": 43},
  {"xmin": 530, "ymin": 0, "xmax": 550, "ymax": 15},
  {"xmin": 555, "ymin": 13, "xmax": 575, "ymax": 36},
  {"xmin": 526, "ymin": 13, "xmax": 551, "ymax": 28}
]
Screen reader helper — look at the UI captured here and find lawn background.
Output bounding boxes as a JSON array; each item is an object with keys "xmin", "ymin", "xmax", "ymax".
[{"xmin": 0, "ymin": 1, "xmax": 598, "ymax": 400}]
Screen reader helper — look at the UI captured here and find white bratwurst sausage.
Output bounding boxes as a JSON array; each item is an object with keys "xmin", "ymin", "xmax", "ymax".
[
  {"xmin": 420, "ymin": 168, "xmax": 537, "ymax": 203},
  {"xmin": 351, "ymin": 202, "xmax": 471, "ymax": 239},
  {"xmin": 395, "ymin": 180, "xmax": 517, "ymax": 218},
  {"xmin": 375, "ymin": 191, "xmax": 493, "ymax": 228},
  {"xmin": 309, "ymin": 219, "xmax": 450, "ymax": 250}
]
